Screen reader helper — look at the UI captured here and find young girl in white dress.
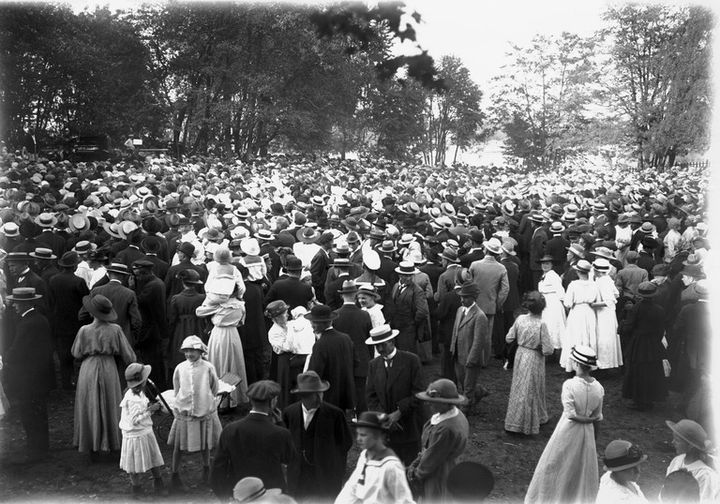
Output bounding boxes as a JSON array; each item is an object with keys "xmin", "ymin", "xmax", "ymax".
[
  {"xmin": 119, "ymin": 363, "xmax": 166, "ymax": 497},
  {"xmin": 560, "ymin": 260, "xmax": 600, "ymax": 371},
  {"xmin": 167, "ymin": 335, "xmax": 222, "ymax": 491},
  {"xmin": 537, "ymin": 256, "xmax": 566, "ymax": 351},
  {"xmin": 593, "ymin": 259, "xmax": 623, "ymax": 370}
]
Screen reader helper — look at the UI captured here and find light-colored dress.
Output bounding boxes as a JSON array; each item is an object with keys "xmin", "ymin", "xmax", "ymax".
[
  {"xmin": 524, "ymin": 376, "xmax": 604, "ymax": 504},
  {"xmin": 196, "ymin": 299, "xmax": 248, "ymax": 406},
  {"xmin": 167, "ymin": 358, "xmax": 222, "ymax": 452},
  {"xmin": 119, "ymin": 389, "xmax": 164, "ymax": 473},
  {"xmin": 666, "ymin": 454, "xmax": 720, "ymax": 503},
  {"xmin": 504, "ymin": 314, "xmax": 553, "ymax": 434},
  {"xmin": 335, "ymin": 450, "xmax": 415, "ymax": 504},
  {"xmin": 537, "ymin": 269, "xmax": 566, "ymax": 349},
  {"xmin": 363, "ymin": 304, "xmax": 386, "ymax": 328},
  {"xmin": 560, "ymin": 279, "xmax": 600, "ymax": 371},
  {"xmin": 72, "ymin": 320, "xmax": 136, "ymax": 452},
  {"xmin": 595, "ymin": 275, "xmax": 623, "ymax": 369},
  {"xmin": 595, "ymin": 471, "xmax": 647, "ymax": 503}
]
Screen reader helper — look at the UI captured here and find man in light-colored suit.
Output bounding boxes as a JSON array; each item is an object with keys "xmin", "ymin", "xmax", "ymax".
[
  {"xmin": 468, "ymin": 237, "xmax": 509, "ymax": 339},
  {"xmin": 450, "ymin": 282, "xmax": 490, "ymax": 411}
]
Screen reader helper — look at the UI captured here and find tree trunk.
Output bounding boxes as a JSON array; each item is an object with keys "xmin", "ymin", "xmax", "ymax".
[{"xmin": 452, "ymin": 144, "xmax": 460, "ymax": 164}]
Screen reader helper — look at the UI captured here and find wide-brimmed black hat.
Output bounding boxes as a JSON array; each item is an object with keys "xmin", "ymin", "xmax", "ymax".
[
  {"xmin": 303, "ymin": 304, "xmax": 338, "ymax": 322},
  {"xmin": 58, "ymin": 251, "xmax": 81, "ymax": 267}
]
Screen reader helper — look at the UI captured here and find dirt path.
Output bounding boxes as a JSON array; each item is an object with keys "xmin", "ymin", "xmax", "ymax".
[{"xmin": 0, "ymin": 356, "xmax": 684, "ymax": 502}]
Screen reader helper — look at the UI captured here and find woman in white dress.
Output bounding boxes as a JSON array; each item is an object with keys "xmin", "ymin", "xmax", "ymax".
[
  {"xmin": 537, "ymin": 255, "xmax": 566, "ymax": 351},
  {"xmin": 560, "ymin": 260, "xmax": 600, "ymax": 372},
  {"xmin": 665, "ymin": 419, "xmax": 720, "ymax": 503},
  {"xmin": 596, "ymin": 439, "xmax": 648, "ymax": 503},
  {"xmin": 593, "ymin": 258, "xmax": 623, "ymax": 370},
  {"xmin": 525, "ymin": 345, "xmax": 604, "ymax": 504},
  {"xmin": 195, "ymin": 275, "xmax": 248, "ymax": 409},
  {"xmin": 336, "ymin": 411, "xmax": 415, "ymax": 504}
]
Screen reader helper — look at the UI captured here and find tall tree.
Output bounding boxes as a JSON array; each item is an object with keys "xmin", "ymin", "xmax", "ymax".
[
  {"xmin": 603, "ymin": 5, "xmax": 713, "ymax": 169},
  {"xmin": 490, "ymin": 33, "xmax": 598, "ymax": 170}
]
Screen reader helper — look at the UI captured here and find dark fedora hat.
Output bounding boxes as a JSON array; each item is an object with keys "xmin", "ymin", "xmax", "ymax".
[
  {"xmin": 351, "ymin": 411, "xmax": 393, "ymax": 431},
  {"xmin": 178, "ymin": 268, "xmax": 203, "ymax": 285},
  {"xmin": 58, "ymin": 251, "xmax": 81, "ymax": 267},
  {"xmin": 303, "ymin": 304, "xmax": 338, "ymax": 322},
  {"xmin": 82, "ymin": 294, "xmax": 117, "ymax": 322},
  {"xmin": 177, "ymin": 241, "xmax": 195, "ymax": 258},
  {"xmin": 458, "ymin": 282, "xmax": 479, "ymax": 298},
  {"xmin": 290, "ymin": 370, "xmax": 330, "ymax": 394},
  {"xmin": 283, "ymin": 255, "xmax": 303, "ymax": 272}
]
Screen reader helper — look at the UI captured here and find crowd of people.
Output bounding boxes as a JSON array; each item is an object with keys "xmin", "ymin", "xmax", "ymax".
[{"xmin": 0, "ymin": 148, "xmax": 714, "ymax": 503}]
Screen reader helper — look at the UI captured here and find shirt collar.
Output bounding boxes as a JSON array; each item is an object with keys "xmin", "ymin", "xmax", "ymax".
[
  {"xmin": 21, "ymin": 307, "xmax": 35, "ymax": 318},
  {"xmin": 430, "ymin": 406, "xmax": 459, "ymax": 425},
  {"xmin": 302, "ymin": 403, "xmax": 319, "ymax": 415},
  {"xmin": 249, "ymin": 409, "xmax": 269, "ymax": 416},
  {"xmin": 384, "ymin": 348, "xmax": 397, "ymax": 361}
]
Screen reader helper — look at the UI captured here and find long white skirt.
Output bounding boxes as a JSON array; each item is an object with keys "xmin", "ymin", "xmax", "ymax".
[
  {"xmin": 207, "ymin": 325, "xmax": 249, "ymax": 406},
  {"xmin": 541, "ymin": 294, "xmax": 566, "ymax": 349},
  {"xmin": 596, "ymin": 305, "xmax": 623, "ymax": 369}
]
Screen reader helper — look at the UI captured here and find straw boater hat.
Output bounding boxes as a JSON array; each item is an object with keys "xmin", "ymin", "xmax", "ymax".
[
  {"xmin": 291, "ymin": 370, "xmax": 330, "ymax": 394},
  {"xmin": 570, "ymin": 345, "xmax": 597, "ymax": 368},
  {"xmin": 125, "ymin": 363, "xmax": 151, "ymax": 388},
  {"xmin": 29, "ymin": 248, "xmax": 56, "ymax": 261},
  {"xmin": 416, "ymin": 378, "xmax": 468, "ymax": 405},
  {"xmin": 357, "ymin": 284, "xmax": 381, "ymax": 300},
  {"xmin": 35, "ymin": 212, "xmax": 58, "ymax": 228},
  {"xmin": 180, "ymin": 335, "xmax": 207, "ymax": 354},
  {"xmin": 483, "ymin": 238, "xmax": 502, "ymax": 255},
  {"xmin": 666, "ymin": 419, "xmax": 713, "ymax": 453},
  {"xmin": 6, "ymin": 287, "xmax": 42, "ymax": 302},
  {"xmin": 82, "ymin": 294, "xmax": 117, "ymax": 322},
  {"xmin": 573, "ymin": 259, "xmax": 592, "ymax": 274},
  {"xmin": 395, "ymin": 261, "xmax": 419, "ymax": 275},
  {"xmin": 602, "ymin": 440, "xmax": 648, "ymax": 472},
  {"xmin": 338, "ymin": 279, "xmax": 359, "ymax": 294},
  {"xmin": 365, "ymin": 324, "xmax": 399, "ymax": 345}
]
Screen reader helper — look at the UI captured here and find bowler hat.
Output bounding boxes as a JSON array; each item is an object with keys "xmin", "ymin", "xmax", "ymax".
[
  {"xmin": 416, "ymin": 379, "xmax": 468, "ymax": 405},
  {"xmin": 291, "ymin": 370, "xmax": 330, "ymax": 394},
  {"xmin": 83, "ymin": 294, "xmax": 117, "ymax": 321},
  {"xmin": 177, "ymin": 242, "xmax": 195, "ymax": 258},
  {"xmin": 304, "ymin": 304, "xmax": 338, "ymax": 322}
]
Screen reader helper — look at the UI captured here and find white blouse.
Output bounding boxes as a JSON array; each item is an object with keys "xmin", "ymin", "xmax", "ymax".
[{"xmin": 335, "ymin": 450, "xmax": 415, "ymax": 504}]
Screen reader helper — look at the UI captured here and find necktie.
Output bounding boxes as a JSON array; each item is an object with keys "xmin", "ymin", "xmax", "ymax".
[{"xmin": 384, "ymin": 358, "xmax": 393, "ymax": 368}]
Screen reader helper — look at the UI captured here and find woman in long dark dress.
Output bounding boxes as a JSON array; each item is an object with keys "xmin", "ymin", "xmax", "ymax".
[{"xmin": 621, "ymin": 281, "xmax": 668, "ymax": 411}]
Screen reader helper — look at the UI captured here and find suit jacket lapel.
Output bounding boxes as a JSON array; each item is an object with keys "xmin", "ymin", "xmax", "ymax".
[{"xmin": 458, "ymin": 305, "xmax": 477, "ymax": 329}]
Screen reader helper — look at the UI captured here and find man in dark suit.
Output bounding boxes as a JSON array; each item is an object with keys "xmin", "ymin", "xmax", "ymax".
[
  {"xmin": 80, "ymin": 262, "xmax": 142, "ymax": 345},
  {"xmin": 333, "ymin": 280, "xmax": 373, "ymax": 414},
  {"xmin": 282, "ymin": 371, "xmax": 352, "ymax": 501},
  {"xmin": 132, "ymin": 259, "xmax": 168, "ymax": 388},
  {"xmin": 365, "ymin": 324, "xmax": 424, "ymax": 466},
  {"xmin": 435, "ymin": 280, "xmax": 462, "ymax": 380},
  {"xmin": 323, "ymin": 258, "xmax": 352, "ymax": 310},
  {"xmin": 376, "ymin": 240, "xmax": 399, "ymax": 288},
  {"xmin": 306, "ymin": 304, "xmax": 356, "ymax": 412},
  {"xmin": 48, "ymin": 251, "xmax": 89, "ymax": 389},
  {"xmin": 264, "ymin": 256, "xmax": 314, "ymax": 310},
  {"xmin": 3, "ymin": 288, "xmax": 54, "ymax": 459},
  {"xmin": 31, "ymin": 247, "xmax": 60, "ymax": 286},
  {"xmin": 459, "ymin": 230, "xmax": 485, "ymax": 268},
  {"xmin": 115, "ymin": 229, "xmax": 146, "ymax": 268},
  {"xmin": 6, "ymin": 251, "xmax": 49, "ymax": 314},
  {"xmin": 389, "ymin": 261, "xmax": 430, "ymax": 355},
  {"xmin": 211, "ymin": 381, "xmax": 295, "ymax": 498},
  {"xmin": 309, "ymin": 232, "xmax": 333, "ymax": 303},
  {"xmin": 500, "ymin": 240, "xmax": 521, "ymax": 356},
  {"xmin": 545, "ymin": 222, "xmax": 570, "ymax": 275},
  {"xmin": 164, "ymin": 242, "xmax": 206, "ymax": 299},
  {"xmin": 34, "ymin": 213, "xmax": 65, "ymax": 257},
  {"xmin": 528, "ymin": 212, "xmax": 549, "ymax": 288},
  {"xmin": 141, "ymin": 236, "xmax": 169, "ymax": 280}
]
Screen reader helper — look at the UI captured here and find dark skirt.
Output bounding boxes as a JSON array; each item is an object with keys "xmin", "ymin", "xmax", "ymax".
[
  {"xmin": 622, "ymin": 360, "xmax": 667, "ymax": 404},
  {"xmin": 274, "ymin": 353, "xmax": 306, "ymax": 410}
]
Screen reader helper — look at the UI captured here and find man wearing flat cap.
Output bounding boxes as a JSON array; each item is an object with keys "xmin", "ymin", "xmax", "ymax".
[
  {"xmin": 211, "ymin": 380, "xmax": 296, "ymax": 499},
  {"xmin": 3, "ymin": 288, "xmax": 54, "ymax": 459},
  {"xmin": 281, "ymin": 371, "xmax": 352, "ymax": 501}
]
